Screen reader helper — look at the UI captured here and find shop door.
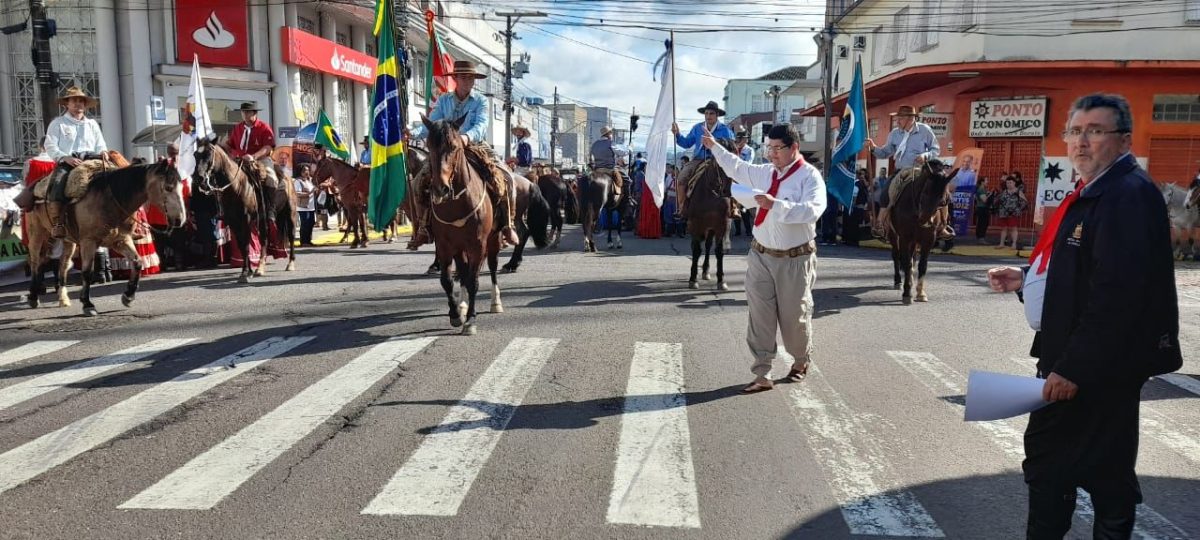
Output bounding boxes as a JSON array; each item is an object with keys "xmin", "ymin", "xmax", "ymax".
[
  {"xmin": 976, "ymin": 139, "xmax": 1043, "ymax": 230},
  {"xmin": 1148, "ymin": 137, "xmax": 1200, "ymax": 186}
]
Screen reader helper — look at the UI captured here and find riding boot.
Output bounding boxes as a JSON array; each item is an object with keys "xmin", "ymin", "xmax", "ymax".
[
  {"xmin": 406, "ymin": 208, "xmax": 431, "ymax": 251},
  {"xmin": 936, "ymin": 206, "xmax": 955, "ymax": 241},
  {"xmin": 48, "ymin": 201, "xmax": 67, "ymax": 239},
  {"xmin": 874, "ymin": 207, "xmax": 891, "ymax": 239},
  {"xmin": 498, "ymin": 185, "xmax": 519, "ymax": 247}
]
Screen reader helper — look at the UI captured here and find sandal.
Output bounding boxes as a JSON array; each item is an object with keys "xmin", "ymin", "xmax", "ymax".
[
  {"xmin": 786, "ymin": 364, "xmax": 809, "ymax": 382},
  {"xmin": 740, "ymin": 380, "xmax": 774, "ymax": 394}
]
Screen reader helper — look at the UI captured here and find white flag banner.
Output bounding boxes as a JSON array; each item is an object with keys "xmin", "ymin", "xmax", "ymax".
[
  {"xmin": 175, "ymin": 55, "xmax": 213, "ymax": 179},
  {"xmin": 644, "ymin": 45, "xmax": 674, "ymax": 209}
]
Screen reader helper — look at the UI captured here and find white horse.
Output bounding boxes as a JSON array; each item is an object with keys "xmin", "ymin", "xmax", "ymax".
[{"xmin": 1162, "ymin": 182, "xmax": 1200, "ymax": 261}]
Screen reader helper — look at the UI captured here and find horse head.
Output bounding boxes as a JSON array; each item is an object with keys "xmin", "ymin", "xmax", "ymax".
[
  {"xmin": 191, "ymin": 135, "xmax": 226, "ymax": 192},
  {"xmin": 421, "ymin": 113, "xmax": 469, "ymax": 203},
  {"xmin": 146, "ymin": 159, "xmax": 187, "ymax": 228},
  {"xmin": 916, "ymin": 159, "xmax": 957, "ymax": 221},
  {"xmin": 1187, "ymin": 185, "xmax": 1200, "ymax": 210}
]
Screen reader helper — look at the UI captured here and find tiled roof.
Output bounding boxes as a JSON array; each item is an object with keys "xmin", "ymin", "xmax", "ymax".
[{"xmin": 757, "ymin": 66, "xmax": 807, "ymax": 80}]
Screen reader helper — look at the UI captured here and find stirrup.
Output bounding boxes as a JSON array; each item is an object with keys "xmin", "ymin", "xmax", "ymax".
[{"xmin": 51, "ymin": 223, "xmax": 67, "ymax": 239}]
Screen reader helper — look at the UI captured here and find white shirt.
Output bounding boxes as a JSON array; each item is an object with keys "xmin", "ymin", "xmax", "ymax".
[
  {"xmin": 710, "ymin": 142, "xmax": 827, "ymax": 250},
  {"xmin": 44, "ymin": 113, "xmax": 107, "ymax": 160},
  {"xmin": 294, "ymin": 178, "xmax": 316, "ymax": 212}
]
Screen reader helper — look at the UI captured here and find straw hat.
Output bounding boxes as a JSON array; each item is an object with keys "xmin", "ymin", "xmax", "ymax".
[
  {"xmin": 600, "ymin": 126, "xmax": 613, "ymax": 137},
  {"xmin": 451, "ymin": 60, "xmax": 487, "ymax": 80},
  {"xmin": 512, "ymin": 125, "xmax": 531, "ymax": 138},
  {"xmin": 889, "ymin": 104, "xmax": 918, "ymax": 117},
  {"xmin": 58, "ymin": 86, "xmax": 97, "ymax": 108}
]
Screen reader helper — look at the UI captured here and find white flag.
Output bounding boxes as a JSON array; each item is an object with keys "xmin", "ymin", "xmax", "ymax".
[
  {"xmin": 644, "ymin": 44, "xmax": 674, "ymax": 209},
  {"xmin": 175, "ymin": 55, "xmax": 212, "ymax": 179}
]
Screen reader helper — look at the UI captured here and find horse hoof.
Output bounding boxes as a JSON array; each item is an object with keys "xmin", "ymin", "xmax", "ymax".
[
  {"xmin": 82, "ymin": 306, "xmax": 98, "ymax": 317},
  {"xmin": 462, "ymin": 323, "xmax": 477, "ymax": 336},
  {"xmin": 902, "ymin": 296, "xmax": 913, "ymax": 305},
  {"xmin": 491, "ymin": 303, "xmax": 504, "ymax": 313},
  {"xmin": 27, "ymin": 295, "xmax": 39, "ymax": 309},
  {"xmin": 121, "ymin": 294, "xmax": 133, "ymax": 307},
  {"xmin": 238, "ymin": 274, "xmax": 250, "ymax": 284},
  {"xmin": 607, "ymin": 242, "xmax": 613, "ymax": 249},
  {"xmin": 450, "ymin": 317, "xmax": 463, "ymax": 328},
  {"xmin": 702, "ymin": 273, "xmax": 711, "ymax": 281},
  {"xmin": 717, "ymin": 282, "xmax": 729, "ymax": 291},
  {"xmin": 893, "ymin": 284, "xmax": 901, "ymax": 290},
  {"xmin": 285, "ymin": 262, "xmax": 296, "ymax": 272},
  {"xmin": 688, "ymin": 281, "xmax": 699, "ymax": 290},
  {"xmin": 915, "ymin": 295, "xmax": 928, "ymax": 303}
]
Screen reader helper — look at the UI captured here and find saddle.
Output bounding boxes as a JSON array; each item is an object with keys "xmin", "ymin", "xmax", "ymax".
[
  {"xmin": 30, "ymin": 159, "xmax": 114, "ymax": 203},
  {"xmin": 463, "ymin": 142, "xmax": 508, "ymax": 202}
]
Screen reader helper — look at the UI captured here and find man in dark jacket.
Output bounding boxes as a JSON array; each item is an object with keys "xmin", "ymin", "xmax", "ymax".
[{"xmin": 987, "ymin": 94, "xmax": 1181, "ymax": 539}]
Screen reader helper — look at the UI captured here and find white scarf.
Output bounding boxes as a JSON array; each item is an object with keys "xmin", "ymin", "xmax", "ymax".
[{"xmin": 895, "ymin": 124, "xmax": 915, "ymax": 160}]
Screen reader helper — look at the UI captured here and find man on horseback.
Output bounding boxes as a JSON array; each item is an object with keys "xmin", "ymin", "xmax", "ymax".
[
  {"xmin": 223, "ymin": 102, "xmax": 278, "ymax": 188},
  {"xmin": 513, "ymin": 125, "xmax": 533, "ymax": 176},
  {"xmin": 406, "ymin": 60, "xmax": 519, "ymax": 250},
  {"xmin": 869, "ymin": 105, "xmax": 953, "ymax": 240},
  {"xmin": 42, "ymin": 87, "xmax": 109, "ymax": 239},
  {"xmin": 672, "ymin": 101, "xmax": 735, "ymax": 219},
  {"xmin": 589, "ymin": 126, "xmax": 624, "ymax": 198}
]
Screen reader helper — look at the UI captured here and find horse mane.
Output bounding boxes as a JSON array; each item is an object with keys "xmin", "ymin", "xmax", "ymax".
[
  {"xmin": 210, "ymin": 144, "xmax": 260, "ymax": 202},
  {"xmin": 425, "ymin": 120, "xmax": 460, "ymax": 154},
  {"xmin": 84, "ymin": 163, "xmax": 160, "ymax": 203}
]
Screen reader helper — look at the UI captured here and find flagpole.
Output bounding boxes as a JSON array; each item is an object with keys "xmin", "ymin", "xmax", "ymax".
[{"xmin": 669, "ymin": 31, "xmax": 676, "ymax": 128}]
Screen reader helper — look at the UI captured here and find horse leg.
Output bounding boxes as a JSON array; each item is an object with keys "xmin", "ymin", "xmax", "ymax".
[
  {"xmin": 614, "ymin": 212, "xmax": 623, "ymax": 249},
  {"xmin": 111, "ymin": 237, "xmax": 142, "ymax": 309},
  {"xmin": 462, "ymin": 255, "xmax": 481, "ymax": 336},
  {"xmin": 359, "ymin": 207, "xmax": 370, "ymax": 248},
  {"xmin": 57, "ymin": 241, "xmax": 76, "ymax": 308},
  {"xmin": 891, "ymin": 238, "xmax": 902, "ymax": 290},
  {"xmin": 78, "ymin": 239, "xmax": 103, "ymax": 316},
  {"xmin": 488, "ymin": 243, "xmax": 503, "ymax": 313},
  {"xmin": 607, "ymin": 219, "xmax": 614, "ymax": 250},
  {"xmin": 901, "ymin": 240, "xmax": 915, "ymax": 305},
  {"xmin": 502, "ymin": 220, "xmax": 526, "ymax": 273},
  {"xmin": 26, "ymin": 223, "xmax": 47, "ymax": 308},
  {"xmin": 715, "ymin": 234, "xmax": 728, "ymax": 291},
  {"xmin": 284, "ymin": 210, "xmax": 297, "ymax": 272},
  {"xmin": 441, "ymin": 254, "xmax": 461, "ymax": 328},
  {"xmin": 915, "ymin": 241, "xmax": 932, "ymax": 302},
  {"xmin": 702, "ymin": 233, "xmax": 713, "ymax": 281},
  {"xmin": 689, "ymin": 236, "xmax": 701, "ymax": 289},
  {"xmin": 254, "ymin": 220, "xmax": 269, "ymax": 277},
  {"xmin": 236, "ymin": 221, "xmax": 253, "ymax": 284}
]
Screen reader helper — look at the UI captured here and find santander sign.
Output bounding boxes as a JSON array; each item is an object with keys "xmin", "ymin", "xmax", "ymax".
[{"xmin": 281, "ymin": 27, "xmax": 375, "ymax": 85}]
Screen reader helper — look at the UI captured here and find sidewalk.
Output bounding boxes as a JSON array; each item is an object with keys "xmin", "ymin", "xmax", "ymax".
[
  {"xmin": 858, "ymin": 238, "xmax": 1029, "ymax": 260},
  {"xmin": 308, "ymin": 225, "xmax": 412, "ymax": 247}
]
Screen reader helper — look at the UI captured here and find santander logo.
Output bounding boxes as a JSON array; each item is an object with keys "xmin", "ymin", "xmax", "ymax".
[
  {"xmin": 330, "ymin": 49, "xmax": 372, "ymax": 79},
  {"xmin": 192, "ymin": 11, "xmax": 236, "ymax": 49}
]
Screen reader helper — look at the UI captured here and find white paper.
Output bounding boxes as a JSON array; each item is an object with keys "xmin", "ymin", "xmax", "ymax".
[
  {"xmin": 964, "ymin": 370, "xmax": 1049, "ymax": 421},
  {"xmin": 731, "ymin": 183, "xmax": 764, "ymax": 208}
]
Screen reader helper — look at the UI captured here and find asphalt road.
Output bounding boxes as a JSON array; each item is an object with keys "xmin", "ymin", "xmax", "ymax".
[{"xmin": 1, "ymin": 226, "xmax": 1197, "ymax": 540}]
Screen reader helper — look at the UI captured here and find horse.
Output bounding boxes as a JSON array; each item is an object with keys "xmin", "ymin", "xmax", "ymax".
[
  {"xmin": 313, "ymin": 157, "xmax": 370, "ymax": 248},
  {"xmin": 421, "ymin": 114, "xmax": 502, "ymax": 335},
  {"xmin": 24, "ymin": 160, "xmax": 186, "ymax": 316},
  {"xmin": 531, "ymin": 167, "xmax": 573, "ymax": 248},
  {"xmin": 1162, "ymin": 182, "xmax": 1200, "ymax": 260},
  {"xmin": 192, "ymin": 137, "xmax": 296, "ymax": 283},
  {"xmin": 499, "ymin": 174, "xmax": 551, "ymax": 273},
  {"xmin": 887, "ymin": 160, "xmax": 957, "ymax": 304},
  {"xmin": 685, "ymin": 148, "xmax": 734, "ymax": 291},
  {"xmin": 579, "ymin": 169, "xmax": 628, "ymax": 252}
]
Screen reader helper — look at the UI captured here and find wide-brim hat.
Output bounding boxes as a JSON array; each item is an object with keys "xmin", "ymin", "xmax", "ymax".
[
  {"xmin": 238, "ymin": 102, "xmax": 260, "ymax": 112},
  {"xmin": 734, "ymin": 129, "xmax": 749, "ymax": 139},
  {"xmin": 58, "ymin": 86, "xmax": 97, "ymax": 107},
  {"xmin": 697, "ymin": 100, "xmax": 726, "ymax": 116},
  {"xmin": 890, "ymin": 104, "xmax": 918, "ymax": 117},
  {"xmin": 512, "ymin": 125, "xmax": 531, "ymax": 138},
  {"xmin": 361, "ymin": 135, "xmax": 371, "ymax": 145},
  {"xmin": 451, "ymin": 60, "xmax": 487, "ymax": 80},
  {"xmin": 600, "ymin": 126, "xmax": 613, "ymax": 137}
]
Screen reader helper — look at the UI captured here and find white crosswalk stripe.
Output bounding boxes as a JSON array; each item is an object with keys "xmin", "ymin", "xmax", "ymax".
[
  {"xmin": 362, "ymin": 337, "xmax": 559, "ymax": 516},
  {"xmin": 606, "ymin": 342, "xmax": 700, "ymax": 529},
  {"xmin": 0, "ymin": 336, "xmax": 313, "ymax": 496},
  {"xmin": 0, "ymin": 339, "xmax": 195, "ymax": 412},
  {"xmin": 888, "ymin": 351, "xmax": 1190, "ymax": 540},
  {"xmin": 1158, "ymin": 373, "xmax": 1200, "ymax": 397},
  {"xmin": 120, "ymin": 337, "xmax": 435, "ymax": 510},
  {"xmin": 0, "ymin": 340, "xmax": 79, "ymax": 369},
  {"xmin": 786, "ymin": 358, "xmax": 945, "ymax": 538}
]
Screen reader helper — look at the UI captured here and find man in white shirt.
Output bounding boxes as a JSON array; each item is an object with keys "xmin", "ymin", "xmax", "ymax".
[
  {"xmin": 702, "ymin": 123, "xmax": 827, "ymax": 393},
  {"xmin": 43, "ymin": 86, "xmax": 108, "ymax": 238}
]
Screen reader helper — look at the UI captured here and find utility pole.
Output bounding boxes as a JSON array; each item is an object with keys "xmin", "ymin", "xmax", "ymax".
[
  {"xmin": 28, "ymin": 0, "xmax": 57, "ymax": 128},
  {"xmin": 496, "ymin": 11, "xmax": 545, "ymax": 160},
  {"xmin": 550, "ymin": 85, "xmax": 558, "ymax": 169},
  {"xmin": 820, "ymin": 27, "xmax": 834, "ymax": 176},
  {"xmin": 767, "ymin": 84, "xmax": 782, "ymax": 129}
]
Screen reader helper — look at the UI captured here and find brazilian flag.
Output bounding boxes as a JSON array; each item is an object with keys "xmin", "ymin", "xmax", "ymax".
[
  {"xmin": 367, "ymin": 0, "xmax": 407, "ymax": 232},
  {"xmin": 315, "ymin": 109, "xmax": 350, "ymax": 161}
]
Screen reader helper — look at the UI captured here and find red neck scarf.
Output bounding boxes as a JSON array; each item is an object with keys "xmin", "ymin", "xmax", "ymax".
[
  {"xmin": 1029, "ymin": 180, "xmax": 1084, "ymax": 275},
  {"xmin": 754, "ymin": 158, "xmax": 805, "ymax": 227}
]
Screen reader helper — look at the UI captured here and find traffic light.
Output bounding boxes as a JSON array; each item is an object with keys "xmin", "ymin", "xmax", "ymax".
[{"xmin": 629, "ymin": 114, "xmax": 639, "ymax": 133}]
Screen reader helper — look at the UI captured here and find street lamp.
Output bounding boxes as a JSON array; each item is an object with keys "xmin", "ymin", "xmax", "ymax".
[
  {"xmin": 496, "ymin": 10, "xmax": 546, "ymax": 160},
  {"xmin": 765, "ymin": 84, "xmax": 783, "ymax": 126}
]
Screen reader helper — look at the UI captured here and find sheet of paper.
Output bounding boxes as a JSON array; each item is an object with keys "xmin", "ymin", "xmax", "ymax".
[
  {"xmin": 964, "ymin": 370, "xmax": 1049, "ymax": 421},
  {"xmin": 730, "ymin": 183, "xmax": 764, "ymax": 209}
]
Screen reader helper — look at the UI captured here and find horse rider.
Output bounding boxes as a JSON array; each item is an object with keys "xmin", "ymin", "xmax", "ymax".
[
  {"xmin": 672, "ymin": 100, "xmax": 735, "ymax": 218},
  {"xmin": 735, "ymin": 129, "xmax": 754, "ymax": 162},
  {"xmin": 223, "ymin": 102, "xmax": 279, "ymax": 188},
  {"xmin": 869, "ymin": 104, "xmax": 954, "ymax": 240},
  {"xmin": 41, "ymin": 86, "xmax": 109, "ymax": 239},
  {"xmin": 513, "ymin": 125, "xmax": 533, "ymax": 176},
  {"xmin": 589, "ymin": 126, "xmax": 625, "ymax": 198},
  {"xmin": 358, "ymin": 135, "xmax": 371, "ymax": 166},
  {"xmin": 406, "ymin": 59, "xmax": 520, "ymax": 250}
]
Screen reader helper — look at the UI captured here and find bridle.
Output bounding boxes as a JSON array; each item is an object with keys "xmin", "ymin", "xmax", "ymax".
[{"xmin": 429, "ymin": 139, "xmax": 486, "ymax": 228}]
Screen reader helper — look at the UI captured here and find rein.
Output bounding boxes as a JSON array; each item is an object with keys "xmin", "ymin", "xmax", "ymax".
[{"xmin": 429, "ymin": 142, "xmax": 485, "ymax": 228}]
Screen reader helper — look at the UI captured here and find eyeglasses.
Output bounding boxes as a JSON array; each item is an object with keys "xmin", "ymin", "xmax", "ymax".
[
  {"xmin": 1061, "ymin": 127, "xmax": 1127, "ymax": 142},
  {"xmin": 765, "ymin": 144, "xmax": 790, "ymax": 153}
]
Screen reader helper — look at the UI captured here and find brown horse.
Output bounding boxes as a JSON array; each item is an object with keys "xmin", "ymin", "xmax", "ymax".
[
  {"xmin": 578, "ymin": 169, "xmax": 627, "ymax": 252},
  {"xmin": 686, "ymin": 150, "xmax": 734, "ymax": 291},
  {"xmin": 313, "ymin": 157, "xmax": 370, "ymax": 248},
  {"xmin": 25, "ymin": 160, "xmax": 186, "ymax": 316},
  {"xmin": 888, "ymin": 160, "xmax": 957, "ymax": 304},
  {"xmin": 191, "ymin": 137, "xmax": 296, "ymax": 283},
  {"xmin": 530, "ymin": 166, "xmax": 573, "ymax": 248},
  {"xmin": 421, "ymin": 115, "xmax": 502, "ymax": 335}
]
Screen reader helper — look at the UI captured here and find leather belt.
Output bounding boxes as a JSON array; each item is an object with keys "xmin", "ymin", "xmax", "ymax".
[{"xmin": 751, "ymin": 239, "xmax": 816, "ymax": 258}]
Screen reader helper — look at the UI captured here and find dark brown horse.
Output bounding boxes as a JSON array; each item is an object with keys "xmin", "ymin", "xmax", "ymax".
[
  {"xmin": 686, "ymin": 151, "xmax": 734, "ymax": 291},
  {"xmin": 313, "ymin": 157, "xmax": 370, "ymax": 248},
  {"xmin": 421, "ymin": 115, "xmax": 502, "ymax": 335},
  {"xmin": 500, "ymin": 174, "xmax": 551, "ymax": 273},
  {"xmin": 579, "ymin": 169, "xmax": 627, "ymax": 252},
  {"xmin": 24, "ymin": 160, "xmax": 186, "ymax": 316},
  {"xmin": 888, "ymin": 161, "xmax": 957, "ymax": 304},
  {"xmin": 530, "ymin": 166, "xmax": 574, "ymax": 248},
  {"xmin": 192, "ymin": 137, "xmax": 297, "ymax": 283}
]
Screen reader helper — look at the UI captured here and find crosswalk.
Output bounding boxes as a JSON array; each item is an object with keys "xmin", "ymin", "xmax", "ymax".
[{"xmin": 0, "ymin": 337, "xmax": 1197, "ymax": 537}]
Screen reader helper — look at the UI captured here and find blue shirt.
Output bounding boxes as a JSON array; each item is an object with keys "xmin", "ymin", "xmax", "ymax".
[
  {"xmin": 738, "ymin": 145, "xmax": 753, "ymax": 162},
  {"xmin": 871, "ymin": 122, "xmax": 940, "ymax": 169},
  {"xmin": 411, "ymin": 91, "xmax": 489, "ymax": 143},
  {"xmin": 516, "ymin": 140, "xmax": 532, "ymax": 167},
  {"xmin": 359, "ymin": 148, "xmax": 371, "ymax": 166},
  {"xmin": 676, "ymin": 121, "xmax": 734, "ymax": 161}
]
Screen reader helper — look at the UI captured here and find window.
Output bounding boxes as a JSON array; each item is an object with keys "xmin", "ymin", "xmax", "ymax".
[
  {"xmin": 869, "ymin": 118, "xmax": 880, "ymax": 138},
  {"xmin": 911, "ymin": 0, "xmax": 940, "ymax": 51},
  {"xmin": 920, "ymin": 104, "xmax": 936, "ymax": 113},
  {"xmin": 888, "ymin": 8, "xmax": 909, "ymax": 65},
  {"xmin": 336, "ymin": 32, "xmax": 349, "ymax": 46},
  {"xmin": 300, "ymin": 69, "xmax": 321, "ymax": 125},
  {"xmin": 959, "ymin": 0, "xmax": 978, "ymax": 29},
  {"xmin": 298, "ymin": 16, "xmax": 317, "ymax": 34},
  {"xmin": 1188, "ymin": 0, "xmax": 1200, "ymax": 22},
  {"xmin": 871, "ymin": 27, "xmax": 885, "ymax": 74},
  {"xmin": 1152, "ymin": 95, "xmax": 1200, "ymax": 123}
]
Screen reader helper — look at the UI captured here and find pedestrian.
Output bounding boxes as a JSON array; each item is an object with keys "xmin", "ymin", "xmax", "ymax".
[
  {"xmin": 843, "ymin": 169, "xmax": 870, "ymax": 246},
  {"xmin": 701, "ymin": 123, "xmax": 826, "ymax": 394},
  {"xmin": 295, "ymin": 164, "xmax": 317, "ymax": 246},
  {"xmin": 818, "ymin": 191, "xmax": 840, "ymax": 245},
  {"xmin": 994, "ymin": 175, "xmax": 1027, "ymax": 251},
  {"xmin": 986, "ymin": 93, "xmax": 1181, "ymax": 539},
  {"xmin": 974, "ymin": 176, "xmax": 993, "ymax": 242},
  {"xmin": 662, "ymin": 165, "xmax": 680, "ymax": 237},
  {"xmin": 870, "ymin": 166, "xmax": 889, "ymax": 230}
]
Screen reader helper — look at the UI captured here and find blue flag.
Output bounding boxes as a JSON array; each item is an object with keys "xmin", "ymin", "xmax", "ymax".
[{"xmin": 829, "ymin": 59, "xmax": 867, "ymax": 209}]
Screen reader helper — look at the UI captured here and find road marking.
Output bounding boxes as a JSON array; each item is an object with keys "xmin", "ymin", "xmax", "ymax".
[
  {"xmin": 786, "ymin": 359, "xmax": 944, "ymax": 538},
  {"xmin": 887, "ymin": 351, "xmax": 1189, "ymax": 540},
  {"xmin": 606, "ymin": 342, "xmax": 700, "ymax": 529},
  {"xmin": 1158, "ymin": 373, "xmax": 1200, "ymax": 398},
  {"xmin": 0, "ymin": 341, "xmax": 79, "ymax": 369},
  {"xmin": 0, "ymin": 336, "xmax": 312, "ymax": 497},
  {"xmin": 120, "ymin": 337, "xmax": 435, "ymax": 510},
  {"xmin": 362, "ymin": 337, "xmax": 559, "ymax": 516},
  {"xmin": 0, "ymin": 339, "xmax": 195, "ymax": 412}
]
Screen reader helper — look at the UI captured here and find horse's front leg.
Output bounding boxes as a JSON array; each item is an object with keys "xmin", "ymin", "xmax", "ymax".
[
  {"xmin": 26, "ymin": 227, "xmax": 46, "ymax": 308},
  {"xmin": 901, "ymin": 242, "xmax": 915, "ymax": 305},
  {"xmin": 462, "ymin": 255, "xmax": 481, "ymax": 336},
  {"xmin": 688, "ymin": 236, "xmax": 701, "ymax": 289},
  {"xmin": 702, "ymin": 233, "xmax": 713, "ymax": 281},
  {"xmin": 915, "ymin": 242, "xmax": 931, "ymax": 302},
  {"xmin": 715, "ymin": 234, "xmax": 728, "ymax": 291},
  {"xmin": 284, "ymin": 212, "xmax": 297, "ymax": 272},
  {"xmin": 111, "ymin": 237, "xmax": 142, "ymax": 309},
  {"xmin": 57, "ymin": 241, "xmax": 77, "ymax": 308},
  {"xmin": 891, "ymin": 243, "xmax": 902, "ymax": 290},
  {"xmin": 236, "ymin": 222, "xmax": 253, "ymax": 284},
  {"xmin": 254, "ymin": 220, "xmax": 269, "ymax": 277},
  {"xmin": 488, "ymin": 241, "xmax": 503, "ymax": 313},
  {"xmin": 358, "ymin": 206, "xmax": 370, "ymax": 248},
  {"xmin": 78, "ymin": 239, "xmax": 103, "ymax": 316}
]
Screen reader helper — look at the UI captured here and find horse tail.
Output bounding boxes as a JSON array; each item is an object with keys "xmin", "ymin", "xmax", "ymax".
[{"xmin": 526, "ymin": 183, "xmax": 551, "ymax": 249}]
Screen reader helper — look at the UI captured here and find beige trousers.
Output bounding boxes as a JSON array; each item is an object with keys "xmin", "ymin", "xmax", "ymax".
[{"xmin": 744, "ymin": 248, "xmax": 817, "ymax": 378}]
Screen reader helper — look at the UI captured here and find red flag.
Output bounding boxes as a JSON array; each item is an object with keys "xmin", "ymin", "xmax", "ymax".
[{"xmin": 426, "ymin": 9, "xmax": 456, "ymax": 104}]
